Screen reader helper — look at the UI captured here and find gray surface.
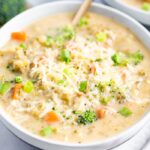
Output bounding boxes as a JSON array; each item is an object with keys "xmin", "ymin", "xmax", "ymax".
[
  {"xmin": 0, "ymin": 122, "xmax": 38, "ymax": 150},
  {"xmin": 0, "ymin": 0, "xmax": 150, "ymax": 150}
]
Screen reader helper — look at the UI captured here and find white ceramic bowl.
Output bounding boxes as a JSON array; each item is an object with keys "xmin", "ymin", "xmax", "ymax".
[
  {"xmin": 104, "ymin": 0, "xmax": 150, "ymax": 25},
  {"xmin": 0, "ymin": 1, "xmax": 150, "ymax": 150}
]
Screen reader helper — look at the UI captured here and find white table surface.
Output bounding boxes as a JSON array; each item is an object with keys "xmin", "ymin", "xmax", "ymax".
[{"xmin": 0, "ymin": 0, "xmax": 150, "ymax": 150}]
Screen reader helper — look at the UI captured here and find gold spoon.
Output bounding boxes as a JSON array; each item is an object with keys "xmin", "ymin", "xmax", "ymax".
[{"xmin": 72, "ymin": 0, "xmax": 92, "ymax": 26}]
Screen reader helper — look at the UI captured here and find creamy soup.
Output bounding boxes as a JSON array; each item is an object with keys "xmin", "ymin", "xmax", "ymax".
[
  {"xmin": 0, "ymin": 13, "xmax": 150, "ymax": 144},
  {"xmin": 123, "ymin": 0, "xmax": 150, "ymax": 11}
]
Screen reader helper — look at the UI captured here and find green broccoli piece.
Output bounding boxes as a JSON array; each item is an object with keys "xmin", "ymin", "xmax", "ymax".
[
  {"xmin": 78, "ymin": 17, "xmax": 89, "ymax": 27},
  {"xmin": 118, "ymin": 107, "xmax": 132, "ymax": 117},
  {"xmin": 77, "ymin": 110, "xmax": 97, "ymax": 125},
  {"xmin": 45, "ymin": 36, "xmax": 54, "ymax": 47},
  {"xmin": 97, "ymin": 82, "xmax": 106, "ymax": 93},
  {"xmin": 111, "ymin": 51, "xmax": 144, "ymax": 66},
  {"xmin": 111, "ymin": 53, "xmax": 128, "ymax": 66},
  {"xmin": 111, "ymin": 53, "xmax": 121, "ymax": 65},
  {"xmin": 96, "ymin": 32, "xmax": 107, "ymax": 42},
  {"xmin": 60, "ymin": 49, "xmax": 71, "ymax": 63},
  {"xmin": 79, "ymin": 81, "xmax": 87, "ymax": 93},
  {"xmin": 20, "ymin": 43, "xmax": 27, "ymax": 50},
  {"xmin": 55, "ymin": 25, "xmax": 75, "ymax": 47},
  {"xmin": 0, "ymin": 82, "xmax": 11, "ymax": 95},
  {"xmin": 142, "ymin": 3, "xmax": 150, "ymax": 11},
  {"xmin": 0, "ymin": 0, "xmax": 26, "ymax": 26},
  {"xmin": 100, "ymin": 97, "xmax": 111, "ymax": 105},
  {"xmin": 40, "ymin": 126, "xmax": 52, "ymax": 137},
  {"xmin": 62, "ymin": 25, "xmax": 75, "ymax": 40},
  {"xmin": 15, "ymin": 76, "xmax": 23, "ymax": 83},
  {"xmin": 128, "ymin": 51, "xmax": 144, "ymax": 65}
]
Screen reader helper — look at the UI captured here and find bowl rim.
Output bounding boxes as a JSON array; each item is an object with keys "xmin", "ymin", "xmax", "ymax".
[{"xmin": 0, "ymin": 0, "xmax": 150, "ymax": 148}]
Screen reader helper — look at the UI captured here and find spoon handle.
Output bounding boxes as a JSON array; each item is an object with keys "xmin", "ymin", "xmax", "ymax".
[{"xmin": 72, "ymin": 0, "xmax": 92, "ymax": 26}]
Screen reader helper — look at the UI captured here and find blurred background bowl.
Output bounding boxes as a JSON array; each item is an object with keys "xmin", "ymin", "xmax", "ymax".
[{"xmin": 104, "ymin": 0, "xmax": 150, "ymax": 25}]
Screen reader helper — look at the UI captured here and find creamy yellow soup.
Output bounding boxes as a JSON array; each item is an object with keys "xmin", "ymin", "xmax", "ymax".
[
  {"xmin": 123, "ymin": 0, "xmax": 150, "ymax": 11},
  {"xmin": 0, "ymin": 13, "xmax": 150, "ymax": 144}
]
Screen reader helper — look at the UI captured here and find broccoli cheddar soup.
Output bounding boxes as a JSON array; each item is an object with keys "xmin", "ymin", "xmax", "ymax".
[
  {"xmin": 123, "ymin": 0, "xmax": 150, "ymax": 11},
  {"xmin": 0, "ymin": 13, "xmax": 150, "ymax": 143}
]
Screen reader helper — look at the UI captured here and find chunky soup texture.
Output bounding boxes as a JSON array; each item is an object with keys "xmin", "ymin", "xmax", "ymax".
[
  {"xmin": 123, "ymin": 0, "xmax": 150, "ymax": 11},
  {"xmin": 0, "ymin": 13, "xmax": 150, "ymax": 143}
]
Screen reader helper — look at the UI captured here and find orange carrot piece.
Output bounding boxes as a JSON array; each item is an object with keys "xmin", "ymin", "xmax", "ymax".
[
  {"xmin": 11, "ymin": 32, "xmax": 26, "ymax": 41},
  {"xmin": 44, "ymin": 111, "xmax": 59, "ymax": 123},
  {"xmin": 90, "ymin": 65, "xmax": 96, "ymax": 74},
  {"xmin": 97, "ymin": 108, "xmax": 105, "ymax": 119},
  {"xmin": 12, "ymin": 84, "xmax": 23, "ymax": 99},
  {"xmin": 121, "ymin": 73, "xmax": 126, "ymax": 82}
]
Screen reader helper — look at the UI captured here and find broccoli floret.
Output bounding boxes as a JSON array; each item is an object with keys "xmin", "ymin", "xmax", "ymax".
[
  {"xmin": 111, "ymin": 53, "xmax": 128, "ymax": 66},
  {"xmin": 79, "ymin": 81, "xmax": 87, "ymax": 93},
  {"xmin": 78, "ymin": 17, "xmax": 89, "ymax": 27},
  {"xmin": 142, "ymin": 3, "xmax": 150, "ymax": 11},
  {"xmin": 128, "ymin": 51, "xmax": 144, "ymax": 65},
  {"xmin": 111, "ymin": 51, "xmax": 144, "ymax": 66},
  {"xmin": 111, "ymin": 53, "xmax": 121, "ymax": 65},
  {"xmin": 0, "ymin": 0, "xmax": 26, "ymax": 26},
  {"xmin": 60, "ymin": 49, "xmax": 71, "ymax": 63},
  {"xmin": 96, "ymin": 32, "xmax": 107, "ymax": 42},
  {"xmin": 62, "ymin": 25, "xmax": 75, "ymax": 40},
  {"xmin": 55, "ymin": 25, "xmax": 75, "ymax": 47},
  {"xmin": 118, "ymin": 107, "xmax": 132, "ymax": 117},
  {"xmin": 100, "ymin": 97, "xmax": 111, "ymax": 105},
  {"xmin": 97, "ymin": 82, "xmax": 106, "ymax": 93},
  {"xmin": 77, "ymin": 110, "xmax": 97, "ymax": 125}
]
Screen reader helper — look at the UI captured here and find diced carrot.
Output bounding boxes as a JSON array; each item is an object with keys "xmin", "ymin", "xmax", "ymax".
[
  {"xmin": 97, "ymin": 108, "xmax": 105, "ymax": 119},
  {"xmin": 38, "ymin": 56, "xmax": 46, "ymax": 61},
  {"xmin": 30, "ymin": 62, "xmax": 35, "ymax": 68},
  {"xmin": 12, "ymin": 83, "xmax": 23, "ymax": 99},
  {"xmin": 120, "ymin": 69, "xmax": 127, "ymax": 82},
  {"xmin": 44, "ymin": 111, "xmax": 59, "ymax": 123},
  {"xmin": 11, "ymin": 32, "xmax": 26, "ymax": 41},
  {"xmin": 90, "ymin": 65, "xmax": 96, "ymax": 74},
  {"xmin": 121, "ymin": 73, "xmax": 126, "ymax": 82},
  {"xmin": 76, "ymin": 92, "xmax": 84, "ymax": 97}
]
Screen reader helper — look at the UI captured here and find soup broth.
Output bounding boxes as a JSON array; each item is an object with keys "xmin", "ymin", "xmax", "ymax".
[{"xmin": 0, "ymin": 13, "xmax": 150, "ymax": 143}]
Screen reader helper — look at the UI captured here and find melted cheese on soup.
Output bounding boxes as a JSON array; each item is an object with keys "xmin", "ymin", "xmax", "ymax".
[{"xmin": 0, "ymin": 13, "xmax": 150, "ymax": 143}]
